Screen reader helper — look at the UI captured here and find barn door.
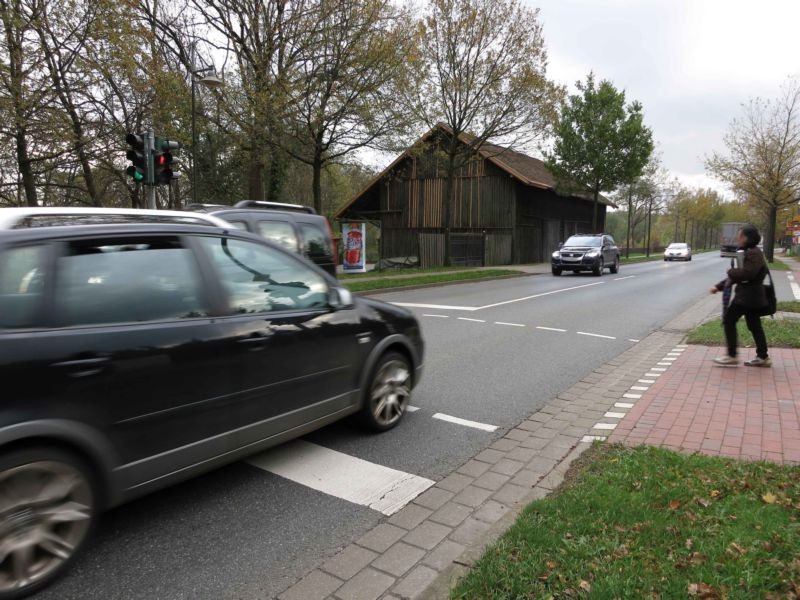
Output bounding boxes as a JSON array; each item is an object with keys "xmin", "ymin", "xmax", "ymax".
[{"xmin": 450, "ymin": 233, "xmax": 484, "ymax": 266}]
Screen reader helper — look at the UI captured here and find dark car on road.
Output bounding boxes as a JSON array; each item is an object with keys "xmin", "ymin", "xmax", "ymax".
[
  {"xmin": 551, "ymin": 234, "xmax": 620, "ymax": 276},
  {"xmin": 187, "ymin": 201, "xmax": 338, "ymax": 278},
  {"xmin": 0, "ymin": 222, "xmax": 422, "ymax": 598}
]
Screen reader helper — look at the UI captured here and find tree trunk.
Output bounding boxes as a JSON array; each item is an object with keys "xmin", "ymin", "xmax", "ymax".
[
  {"xmin": 312, "ymin": 156, "xmax": 323, "ymax": 214},
  {"xmin": 625, "ymin": 197, "xmax": 632, "ymax": 259},
  {"xmin": 247, "ymin": 151, "xmax": 264, "ymax": 200},
  {"xmin": 765, "ymin": 203, "xmax": 778, "ymax": 262},
  {"xmin": 645, "ymin": 199, "xmax": 652, "ymax": 257},
  {"xmin": 16, "ymin": 130, "xmax": 37, "ymax": 206},
  {"xmin": 592, "ymin": 188, "xmax": 599, "ymax": 233}
]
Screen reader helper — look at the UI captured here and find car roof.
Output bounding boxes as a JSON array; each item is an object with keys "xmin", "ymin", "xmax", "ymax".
[
  {"xmin": 208, "ymin": 207, "xmax": 327, "ymax": 224},
  {"xmin": 0, "ymin": 222, "xmax": 255, "ymax": 243},
  {"xmin": 0, "ymin": 207, "xmax": 232, "ymax": 230}
]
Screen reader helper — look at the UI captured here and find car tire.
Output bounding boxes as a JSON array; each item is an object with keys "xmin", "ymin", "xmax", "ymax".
[
  {"xmin": 609, "ymin": 257, "xmax": 619, "ymax": 274},
  {"xmin": 360, "ymin": 352, "xmax": 412, "ymax": 432},
  {"xmin": 593, "ymin": 260, "xmax": 603, "ymax": 276},
  {"xmin": 0, "ymin": 446, "xmax": 99, "ymax": 600},
  {"xmin": 552, "ymin": 267, "xmax": 562, "ymax": 276}
]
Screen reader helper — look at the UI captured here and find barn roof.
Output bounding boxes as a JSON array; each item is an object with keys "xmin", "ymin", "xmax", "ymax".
[{"xmin": 335, "ymin": 124, "xmax": 615, "ymax": 219}]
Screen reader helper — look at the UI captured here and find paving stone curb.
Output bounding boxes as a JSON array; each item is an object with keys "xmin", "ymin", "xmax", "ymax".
[{"xmin": 276, "ymin": 295, "xmax": 718, "ymax": 600}]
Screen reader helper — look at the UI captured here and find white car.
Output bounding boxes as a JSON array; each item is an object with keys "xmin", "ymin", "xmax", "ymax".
[
  {"xmin": 664, "ymin": 242, "xmax": 692, "ymax": 261},
  {"xmin": 0, "ymin": 206, "xmax": 231, "ymax": 230}
]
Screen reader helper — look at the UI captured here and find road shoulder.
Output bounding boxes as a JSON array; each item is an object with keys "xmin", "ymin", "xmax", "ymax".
[{"xmin": 277, "ymin": 295, "xmax": 720, "ymax": 600}]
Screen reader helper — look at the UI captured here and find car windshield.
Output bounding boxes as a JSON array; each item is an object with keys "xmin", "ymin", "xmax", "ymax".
[
  {"xmin": 564, "ymin": 236, "xmax": 602, "ymax": 247},
  {"xmin": 668, "ymin": 243, "xmax": 687, "ymax": 249}
]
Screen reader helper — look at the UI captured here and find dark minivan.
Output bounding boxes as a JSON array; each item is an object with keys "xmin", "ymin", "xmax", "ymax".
[
  {"xmin": 0, "ymin": 223, "xmax": 422, "ymax": 598},
  {"xmin": 188, "ymin": 201, "xmax": 338, "ymax": 277}
]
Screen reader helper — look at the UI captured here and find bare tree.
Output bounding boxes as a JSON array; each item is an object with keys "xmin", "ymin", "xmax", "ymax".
[
  {"xmin": 405, "ymin": 0, "xmax": 562, "ymax": 264},
  {"xmin": 706, "ymin": 78, "xmax": 800, "ymax": 261}
]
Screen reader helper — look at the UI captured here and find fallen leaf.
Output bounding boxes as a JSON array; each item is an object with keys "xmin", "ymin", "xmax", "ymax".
[
  {"xmin": 728, "ymin": 542, "xmax": 746, "ymax": 556},
  {"xmin": 669, "ymin": 499, "xmax": 681, "ymax": 510},
  {"xmin": 685, "ymin": 538, "xmax": 694, "ymax": 550},
  {"xmin": 688, "ymin": 582, "xmax": 718, "ymax": 598},
  {"xmin": 613, "ymin": 545, "xmax": 630, "ymax": 558},
  {"xmin": 762, "ymin": 492, "xmax": 778, "ymax": 504},
  {"xmin": 579, "ymin": 580, "xmax": 591, "ymax": 592},
  {"xmin": 546, "ymin": 560, "xmax": 558, "ymax": 569},
  {"xmin": 690, "ymin": 552, "xmax": 707, "ymax": 565},
  {"xmin": 710, "ymin": 490, "xmax": 721, "ymax": 498},
  {"xmin": 697, "ymin": 498, "xmax": 711, "ymax": 508}
]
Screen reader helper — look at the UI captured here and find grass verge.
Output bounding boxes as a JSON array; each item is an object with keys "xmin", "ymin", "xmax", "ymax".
[
  {"xmin": 451, "ymin": 444, "xmax": 800, "ymax": 600},
  {"xmin": 343, "ymin": 269, "xmax": 525, "ymax": 292},
  {"xmin": 778, "ymin": 301, "xmax": 800, "ymax": 313},
  {"xmin": 686, "ymin": 317, "xmax": 800, "ymax": 348},
  {"xmin": 768, "ymin": 261, "xmax": 792, "ymax": 271},
  {"xmin": 340, "ymin": 266, "xmax": 472, "ymax": 279}
]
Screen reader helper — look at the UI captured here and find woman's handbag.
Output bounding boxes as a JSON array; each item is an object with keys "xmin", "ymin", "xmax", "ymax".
[{"xmin": 759, "ymin": 267, "xmax": 777, "ymax": 317}]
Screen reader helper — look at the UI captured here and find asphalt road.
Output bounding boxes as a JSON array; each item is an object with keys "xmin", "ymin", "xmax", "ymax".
[{"xmin": 36, "ymin": 252, "xmax": 798, "ymax": 600}]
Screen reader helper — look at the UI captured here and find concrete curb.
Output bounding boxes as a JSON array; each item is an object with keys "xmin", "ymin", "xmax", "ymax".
[
  {"xmin": 352, "ymin": 272, "xmax": 543, "ymax": 297},
  {"xmin": 275, "ymin": 294, "xmax": 719, "ymax": 600}
]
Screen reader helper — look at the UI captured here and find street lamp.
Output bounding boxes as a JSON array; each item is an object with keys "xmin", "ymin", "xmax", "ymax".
[{"xmin": 191, "ymin": 66, "xmax": 224, "ymax": 205}]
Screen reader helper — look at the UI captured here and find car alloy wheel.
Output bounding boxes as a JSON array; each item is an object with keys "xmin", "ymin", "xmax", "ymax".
[
  {"xmin": 610, "ymin": 257, "xmax": 619, "ymax": 274},
  {"xmin": 593, "ymin": 260, "xmax": 603, "ymax": 276},
  {"xmin": 362, "ymin": 352, "xmax": 411, "ymax": 431},
  {"xmin": 551, "ymin": 267, "xmax": 562, "ymax": 276},
  {"xmin": 0, "ymin": 450, "xmax": 95, "ymax": 599}
]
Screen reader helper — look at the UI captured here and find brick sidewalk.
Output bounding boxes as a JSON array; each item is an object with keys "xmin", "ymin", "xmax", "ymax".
[{"xmin": 609, "ymin": 345, "xmax": 800, "ymax": 465}]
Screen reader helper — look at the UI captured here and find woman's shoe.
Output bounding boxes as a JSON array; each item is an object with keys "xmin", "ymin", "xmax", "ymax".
[
  {"xmin": 713, "ymin": 356, "xmax": 739, "ymax": 366},
  {"xmin": 744, "ymin": 357, "xmax": 772, "ymax": 367}
]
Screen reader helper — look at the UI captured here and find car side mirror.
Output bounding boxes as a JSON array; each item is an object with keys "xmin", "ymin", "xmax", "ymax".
[{"xmin": 328, "ymin": 286, "xmax": 354, "ymax": 310}]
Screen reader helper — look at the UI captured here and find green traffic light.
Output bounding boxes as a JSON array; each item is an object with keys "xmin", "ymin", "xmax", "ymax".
[{"xmin": 126, "ymin": 166, "xmax": 144, "ymax": 182}]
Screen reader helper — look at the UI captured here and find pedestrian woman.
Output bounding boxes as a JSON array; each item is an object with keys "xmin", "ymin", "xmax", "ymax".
[{"xmin": 709, "ymin": 224, "xmax": 770, "ymax": 366}]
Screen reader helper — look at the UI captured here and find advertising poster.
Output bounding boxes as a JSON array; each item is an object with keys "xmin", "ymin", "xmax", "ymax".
[{"xmin": 342, "ymin": 222, "xmax": 367, "ymax": 273}]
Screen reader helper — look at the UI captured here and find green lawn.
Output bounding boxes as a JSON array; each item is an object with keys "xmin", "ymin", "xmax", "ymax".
[
  {"xmin": 342, "ymin": 269, "xmax": 525, "ymax": 292},
  {"xmin": 686, "ymin": 317, "xmax": 800, "ymax": 348},
  {"xmin": 452, "ymin": 444, "xmax": 800, "ymax": 600},
  {"xmin": 777, "ymin": 301, "xmax": 800, "ymax": 313},
  {"xmin": 767, "ymin": 261, "xmax": 792, "ymax": 271},
  {"xmin": 340, "ymin": 266, "xmax": 473, "ymax": 279}
]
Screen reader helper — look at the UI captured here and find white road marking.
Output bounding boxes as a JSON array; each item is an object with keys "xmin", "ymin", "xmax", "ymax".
[
  {"xmin": 789, "ymin": 273, "xmax": 800, "ymax": 300},
  {"xmin": 476, "ymin": 281, "xmax": 605, "ymax": 310},
  {"xmin": 671, "ymin": 348, "xmax": 685, "ymax": 353},
  {"xmin": 628, "ymin": 338, "xmax": 641, "ymax": 342},
  {"xmin": 458, "ymin": 317, "xmax": 486, "ymax": 323},
  {"xmin": 615, "ymin": 402, "xmax": 635, "ymax": 409},
  {"xmin": 423, "ymin": 314, "xmax": 449, "ymax": 318},
  {"xmin": 666, "ymin": 352, "xmax": 681, "ymax": 357},
  {"xmin": 593, "ymin": 423, "xmax": 618, "ymax": 430},
  {"xmin": 392, "ymin": 302, "xmax": 477, "ymax": 311},
  {"xmin": 645, "ymin": 372, "xmax": 662, "ymax": 377},
  {"xmin": 656, "ymin": 362, "xmax": 672, "ymax": 366},
  {"xmin": 577, "ymin": 331, "xmax": 617, "ymax": 340},
  {"xmin": 623, "ymin": 393, "xmax": 642, "ymax": 399},
  {"xmin": 582, "ymin": 435, "xmax": 607, "ymax": 442},
  {"xmin": 631, "ymin": 386, "xmax": 649, "ymax": 391},
  {"xmin": 432, "ymin": 413, "xmax": 498, "ymax": 432},
  {"xmin": 536, "ymin": 326, "xmax": 567, "ymax": 332},
  {"xmin": 405, "ymin": 406, "xmax": 421, "ymax": 412},
  {"xmin": 651, "ymin": 368, "xmax": 667, "ymax": 372},
  {"xmin": 247, "ymin": 440, "xmax": 434, "ymax": 516},
  {"xmin": 638, "ymin": 379, "xmax": 656, "ymax": 384},
  {"xmin": 495, "ymin": 321, "xmax": 526, "ymax": 327},
  {"xmin": 604, "ymin": 411, "xmax": 626, "ymax": 419},
  {"xmin": 614, "ymin": 276, "xmax": 636, "ymax": 281},
  {"xmin": 662, "ymin": 357, "xmax": 677, "ymax": 361},
  {"xmin": 676, "ymin": 344, "xmax": 688, "ymax": 348}
]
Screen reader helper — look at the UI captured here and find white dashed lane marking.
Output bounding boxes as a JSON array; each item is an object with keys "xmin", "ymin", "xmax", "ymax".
[
  {"xmin": 457, "ymin": 317, "xmax": 486, "ymax": 323},
  {"xmin": 593, "ymin": 423, "xmax": 618, "ymax": 430},
  {"xmin": 582, "ymin": 435, "xmax": 607, "ymax": 442},
  {"xmin": 432, "ymin": 413, "xmax": 498, "ymax": 432},
  {"xmin": 536, "ymin": 326, "xmax": 567, "ymax": 332},
  {"xmin": 577, "ymin": 331, "xmax": 616, "ymax": 340},
  {"xmin": 604, "ymin": 411, "xmax": 626, "ymax": 419},
  {"xmin": 623, "ymin": 393, "xmax": 642, "ymax": 399},
  {"xmin": 495, "ymin": 322, "xmax": 526, "ymax": 327},
  {"xmin": 423, "ymin": 314, "xmax": 449, "ymax": 318},
  {"xmin": 247, "ymin": 440, "xmax": 434, "ymax": 516},
  {"xmin": 405, "ymin": 406, "xmax": 421, "ymax": 412},
  {"xmin": 615, "ymin": 402, "xmax": 634, "ymax": 409},
  {"xmin": 614, "ymin": 276, "xmax": 636, "ymax": 281}
]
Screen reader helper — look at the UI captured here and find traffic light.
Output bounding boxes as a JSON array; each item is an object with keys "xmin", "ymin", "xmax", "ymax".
[
  {"xmin": 125, "ymin": 133, "xmax": 148, "ymax": 183},
  {"xmin": 153, "ymin": 138, "xmax": 180, "ymax": 185}
]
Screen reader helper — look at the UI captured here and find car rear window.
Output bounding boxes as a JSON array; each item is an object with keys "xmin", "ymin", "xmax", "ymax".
[
  {"xmin": 54, "ymin": 237, "xmax": 209, "ymax": 326},
  {"xmin": 298, "ymin": 223, "xmax": 332, "ymax": 257},
  {"xmin": 256, "ymin": 220, "xmax": 298, "ymax": 252},
  {"xmin": 0, "ymin": 244, "xmax": 49, "ymax": 328}
]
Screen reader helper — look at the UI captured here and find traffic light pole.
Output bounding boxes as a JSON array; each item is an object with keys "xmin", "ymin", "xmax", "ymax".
[{"xmin": 145, "ymin": 131, "xmax": 156, "ymax": 209}]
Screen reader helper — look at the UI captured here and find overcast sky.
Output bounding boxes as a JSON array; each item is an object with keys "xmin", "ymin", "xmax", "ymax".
[{"xmin": 531, "ymin": 0, "xmax": 800, "ymax": 193}]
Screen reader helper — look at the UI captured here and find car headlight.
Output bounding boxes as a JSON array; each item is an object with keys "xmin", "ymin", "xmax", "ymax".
[
  {"xmin": 586, "ymin": 250, "xmax": 600, "ymax": 258},
  {"xmin": 552, "ymin": 251, "xmax": 560, "ymax": 258}
]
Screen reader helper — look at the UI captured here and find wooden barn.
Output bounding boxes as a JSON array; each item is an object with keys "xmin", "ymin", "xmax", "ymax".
[{"xmin": 335, "ymin": 124, "xmax": 615, "ymax": 267}]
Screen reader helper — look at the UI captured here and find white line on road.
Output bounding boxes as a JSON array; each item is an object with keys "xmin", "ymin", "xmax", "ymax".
[
  {"xmin": 577, "ymin": 331, "xmax": 617, "ymax": 340},
  {"xmin": 392, "ymin": 302, "xmax": 477, "ymax": 311},
  {"xmin": 656, "ymin": 362, "xmax": 672, "ymax": 366},
  {"xmin": 614, "ymin": 276, "xmax": 636, "ymax": 281},
  {"xmin": 645, "ymin": 373, "xmax": 662, "ymax": 377},
  {"xmin": 638, "ymin": 379, "xmax": 656, "ymax": 384},
  {"xmin": 631, "ymin": 386, "xmax": 649, "ymax": 391},
  {"xmin": 247, "ymin": 440, "xmax": 434, "ymax": 516},
  {"xmin": 615, "ymin": 402, "xmax": 635, "ymax": 409},
  {"xmin": 604, "ymin": 411, "xmax": 626, "ymax": 419},
  {"xmin": 582, "ymin": 435, "xmax": 607, "ymax": 442},
  {"xmin": 458, "ymin": 317, "xmax": 486, "ymax": 323},
  {"xmin": 495, "ymin": 321, "xmax": 526, "ymax": 327},
  {"xmin": 662, "ymin": 357, "xmax": 677, "ymax": 361},
  {"xmin": 593, "ymin": 423, "xmax": 618, "ymax": 430},
  {"xmin": 536, "ymin": 326, "xmax": 567, "ymax": 332},
  {"xmin": 476, "ymin": 281, "xmax": 605, "ymax": 310},
  {"xmin": 789, "ymin": 273, "xmax": 800, "ymax": 300},
  {"xmin": 623, "ymin": 393, "xmax": 642, "ymax": 399},
  {"xmin": 405, "ymin": 406, "xmax": 421, "ymax": 412},
  {"xmin": 651, "ymin": 367, "xmax": 667, "ymax": 372},
  {"xmin": 628, "ymin": 338, "xmax": 641, "ymax": 342},
  {"xmin": 423, "ymin": 314, "xmax": 449, "ymax": 318},
  {"xmin": 432, "ymin": 413, "xmax": 498, "ymax": 432}
]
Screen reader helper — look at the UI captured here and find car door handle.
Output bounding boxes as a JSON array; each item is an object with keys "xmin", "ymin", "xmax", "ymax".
[
  {"xmin": 238, "ymin": 335, "xmax": 271, "ymax": 351},
  {"xmin": 52, "ymin": 357, "xmax": 110, "ymax": 378}
]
